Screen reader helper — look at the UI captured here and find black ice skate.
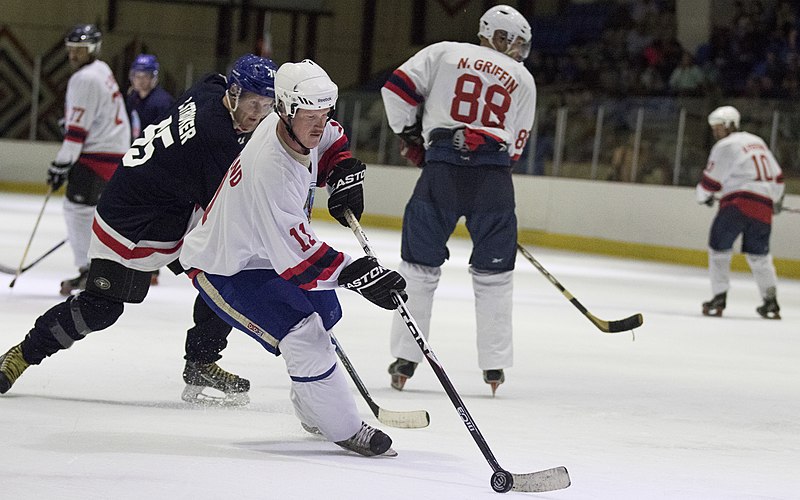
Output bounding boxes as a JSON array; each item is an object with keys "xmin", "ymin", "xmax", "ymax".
[
  {"xmin": 702, "ymin": 292, "xmax": 726, "ymax": 317},
  {"xmin": 388, "ymin": 358, "xmax": 417, "ymax": 391},
  {"xmin": 335, "ymin": 421, "xmax": 397, "ymax": 457},
  {"xmin": 59, "ymin": 266, "xmax": 89, "ymax": 296},
  {"xmin": 0, "ymin": 343, "xmax": 30, "ymax": 394},
  {"xmin": 483, "ymin": 369, "xmax": 505, "ymax": 396},
  {"xmin": 181, "ymin": 360, "xmax": 250, "ymax": 406},
  {"xmin": 756, "ymin": 297, "xmax": 781, "ymax": 320}
]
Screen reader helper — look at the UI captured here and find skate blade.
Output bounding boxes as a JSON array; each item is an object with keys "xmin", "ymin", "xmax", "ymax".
[
  {"xmin": 759, "ymin": 311, "xmax": 781, "ymax": 320},
  {"xmin": 489, "ymin": 382, "xmax": 501, "ymax": 396},
  {"xmin": 181, "ymin": 384, "xmax": 250, "ymax": 407},
  {"xmin": 702, "ymin": 307, "xmax": 723, "ymax": 317},
  {"xmin": 390, "ymin": 374, "xmax": 408, "ymax": 391},
  {"xmin": 380, "ymin": 447, "xmax": 398, "ymax": 457}
]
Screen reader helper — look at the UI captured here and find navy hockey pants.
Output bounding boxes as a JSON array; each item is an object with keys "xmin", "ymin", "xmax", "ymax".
[{"xmin": 709, "ymin": 205, "xmax": 772, "ymax": 255}]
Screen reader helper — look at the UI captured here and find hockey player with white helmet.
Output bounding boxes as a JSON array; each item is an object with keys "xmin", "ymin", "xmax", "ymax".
[
  {"xmin": 697, "ymin": 105, "xmax": 785, "ymax": 319},
  {"xmin": 0, "ymin": 54, "xmax": 278, "ymax": 406},
  {"xmin": 381, "ymin": 5, "xmax": 536, "ymax": 394},
  {"xmin": 50, "ymin": 24, "xmax": 131, "ymax": 296},
  {"xmin": 180, "ymin": 59, "xmax": 406, "ymax": 457}
]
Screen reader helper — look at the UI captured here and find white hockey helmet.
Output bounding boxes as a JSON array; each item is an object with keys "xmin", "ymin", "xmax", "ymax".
[
  {"xmin": 708, "ymin": 106, "xmax": 740, "ymax": 129},
  {"xmin": 478, "ymin": 5, "xmax": 532, "ymax": 61},
  {"xmin": 274, "ymin": 59, "xmax": 338, "ymax": 119}
]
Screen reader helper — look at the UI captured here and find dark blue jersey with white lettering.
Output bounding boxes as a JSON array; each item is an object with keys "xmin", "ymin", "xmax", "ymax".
[{"xmin": 95, "ymin": 74, "xmax": 251, "ymax": 251}]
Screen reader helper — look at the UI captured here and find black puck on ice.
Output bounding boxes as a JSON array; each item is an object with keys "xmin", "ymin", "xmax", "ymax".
[{"xmin": 490, "ymin": 470, "xmax": 513, "ymax": 493}]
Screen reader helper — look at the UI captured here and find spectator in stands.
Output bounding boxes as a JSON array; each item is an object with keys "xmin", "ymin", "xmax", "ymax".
[{"xmin": 669, "ymin": 51, "xmax": 705, "ymax": 95}]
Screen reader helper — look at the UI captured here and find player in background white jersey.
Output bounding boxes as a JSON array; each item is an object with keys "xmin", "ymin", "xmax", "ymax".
[
  {"xmin": 380, "ymin": 4, "xmax": 536, "ymax": 395},
  {"xmin": 180, "ymin": 60, "xmax": 406, "ymax": 457},
  {"xmin": 48, "ymin": 24, "xmax": 131, "ymax": 296},
  {"xmin": 696, "ymin": 105, "xmax": 785, "ymax": 319}
]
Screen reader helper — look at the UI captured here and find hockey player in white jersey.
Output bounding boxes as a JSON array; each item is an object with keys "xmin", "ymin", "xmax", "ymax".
[
  {"xmin": 48, "ymin": 24, "xmax": 131, "ymax": 296},
  {"xmin": 180, "ymin": 60, "xmax": 406, "ymax": 457},
  {"xmin": 380, "ymin": 5, "xmax": 536, "ymax": 394},
  {"xmin": 696, "ymin": 105, "xmax": 785, "ymax": 319}
]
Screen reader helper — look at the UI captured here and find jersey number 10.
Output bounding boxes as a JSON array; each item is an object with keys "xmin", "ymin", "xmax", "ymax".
[{"xmin": 751, "ymin": 154, "xmax": 776, "ymax": 181}]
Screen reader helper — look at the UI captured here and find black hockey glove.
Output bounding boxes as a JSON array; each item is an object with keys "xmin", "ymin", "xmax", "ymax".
[
  {"xmin": 327, "ymin": 158, "xmax": 365, "ymax": 227},
  {"xmin": 338, "ymin": 256, "xmax": 407, "ymax": 310},
  {"xmin": 47, "ymin": 161, "xmax": 74, "ymax": 191}
]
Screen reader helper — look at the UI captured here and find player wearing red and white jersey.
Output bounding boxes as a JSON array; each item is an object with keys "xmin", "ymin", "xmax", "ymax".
[
  {"xmin": 180, "ymin": 60, "xmax": 406, "ymax": 457},
  {"xmin": 380, "ymin": 5, "xmax": 536, "ymax": 395},
  {"xmin": 48, "ymin": 24, "xmax": 131, "ymax": 296},
  {"xmin": 696, "ymin": 105, "xmax": 785, "ymax": 319}
]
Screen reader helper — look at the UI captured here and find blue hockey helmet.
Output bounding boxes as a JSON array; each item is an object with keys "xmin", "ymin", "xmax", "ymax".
[
  {"xmin": 131, "ymin": 53, "xmax": 159, "ymax": 75},
  {"xmin": 65, "ymin": 24, "xmax": 102, "ymax": 55},
  {"xmin": 228, "ymin": 54, "xmax": 278, "ymax": 98}
]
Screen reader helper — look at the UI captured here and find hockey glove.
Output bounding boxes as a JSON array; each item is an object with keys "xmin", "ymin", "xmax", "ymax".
[
  {"xmin": 400, "ymin": 139, "xmax": 425, "ymax": 168},
  {"xmin": 47, "ymin": 161, "xmax": 74, "ymax": 191},
  {"xmin": 327, "ymin": 158, "xmax": 366, "ymax": 227},
  {"xmin": 338, "ymin": 256, "xmax": 407, "ymax": 310}
]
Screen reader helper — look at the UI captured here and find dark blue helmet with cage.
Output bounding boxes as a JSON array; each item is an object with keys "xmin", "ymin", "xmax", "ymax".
[
  {"xmin": 131, "ymin": 54, "xmax": 159, "ymax": 75},
  {"xmin": 227, "ymin": 54, "xmax": 278, "ymax": 99},
  {"xmin": 64, "ymin": 24, "xmax": 102, "ymax": 55}
]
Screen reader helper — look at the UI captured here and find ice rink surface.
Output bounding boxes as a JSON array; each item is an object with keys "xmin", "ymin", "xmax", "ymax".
[{"xmin": 0, "ymin": 192, "xmax": 798, "ymax": 499}]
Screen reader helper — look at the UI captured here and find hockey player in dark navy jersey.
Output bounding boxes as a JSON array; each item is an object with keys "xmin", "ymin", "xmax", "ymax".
[
  {"xmin": 126, "ymin": 53, "xmax": 175, "ymax": 141},
  {"xmin": 0, "ymin": 54, "xmax": 278, "ymax": 406}
]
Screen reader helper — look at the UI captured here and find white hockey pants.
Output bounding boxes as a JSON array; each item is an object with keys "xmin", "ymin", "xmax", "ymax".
[
  {"xmin": 280, "ymin": 313, "xmax": 361, "ymax": 442},
  {"xmin": 63, "ymin": 198, "xmax": 95, "ymax": 269},
  {"xmin": 709, "ymin": 249, "xmax": 733, "ymax": 296},
  {"xmin": 745, "ymin": 253, "xmax": 778, "ymax": 299}
]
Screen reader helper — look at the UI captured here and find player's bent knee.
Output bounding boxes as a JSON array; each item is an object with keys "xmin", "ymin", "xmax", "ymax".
[
  {"xmin": 85, "ymin": 259, "xmax": 152, "ymax": 303},
  {"xmin": 280, "ymin": 314, "xmax": 336, "ymax": 378},
  {"xmin": 74, "ymin": 292, "xmax": 125, "ymax": 332}
]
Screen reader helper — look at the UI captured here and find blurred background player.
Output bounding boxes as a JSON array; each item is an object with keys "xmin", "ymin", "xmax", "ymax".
[
  {"xmin": 380, "ymin": 4, "xmax": 536, "ymax": 395},
  {"xmin": 0, "ymin": 55, "xmax": 277, "ymax": 406},
  {"xmin": 126, "ymin": 53, "xmax": 174, "ymax": 140},
  {"xmin": 697, "ymin": 105, "xmax": 785, "ymax": 319},
  {"xmin": 180, "ymin": 59, "xmax": 405, "ymax": 456},
  {"xmin": 125, "ymin": 53, "xmax": 175, "ymax": 285},
  {"xmin": 49, "ymin": 24, "xmax": 131, "ymax": 296}
]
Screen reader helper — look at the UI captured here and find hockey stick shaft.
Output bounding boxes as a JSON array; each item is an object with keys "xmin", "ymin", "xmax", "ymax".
[
  {"xmin": 330, "ymin": 332, "xmax": 429, "ymax": 428},
  {"xmin": 345, "ymin": 211, "xmax": 569, "ymax": 493},
  {"xmin": 781, "ymin": 206, "xmax": 800, "ymax": 214},
  {"xmin": 10, "ymin": 187, "xmax": 54, "ymax": 288},
  {"xmin": 516, "ymin": 243, "xmax": 643, "ymax": 333},
  {"xmin": 1, "ymin": 239, "xmax": 67, "ymax": 276}
]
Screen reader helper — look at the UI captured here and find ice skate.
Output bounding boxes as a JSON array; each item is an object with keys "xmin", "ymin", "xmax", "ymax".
[
  {"xmin": 702, "ymin": 292, "xmax": 726, "ymax": 317},
  {"xmin": 483, "ymin": 369, "xmax": 505, "ymax": 396},
  {"xmin": 335, "ymin": 421, "xmax": 397, "ymax": 457},
  {"xmin": 0, "ymin": 343, "xmax": 30, "ymax": 394},
  {"xmin": 59, "ymin": 266, "xmax": 89, "ymax": 296},
  {"xmin": 181, "ymin": 360, "xmax": 250, "ymax": 406},
  {"xmin": 388, "ymin": 358, "xmax": 417, "ymax": 391},
  {"xmin": 150, "ymin": 270, "xmax": 160, "ymax": 286},
  {"xmin": 756, "ymin": 297, "xmax": 781, "ymax": 320}
]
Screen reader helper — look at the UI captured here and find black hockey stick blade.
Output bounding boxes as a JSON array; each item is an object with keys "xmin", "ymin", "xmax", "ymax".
[
  {"xmin": 586, "ymin": 311, "xmax": 644, "ymax": 333},
  {"xmin": 510, "ymin": 466, "xmax": 571, "ymax": 493}
]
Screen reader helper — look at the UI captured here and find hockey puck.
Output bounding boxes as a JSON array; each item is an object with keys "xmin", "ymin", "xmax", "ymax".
[{"xmin": 490, "ymin": 470, "xmax": 513, "ymax": 493}]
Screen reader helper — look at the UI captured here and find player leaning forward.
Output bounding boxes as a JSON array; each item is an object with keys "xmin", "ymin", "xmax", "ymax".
[
  {"xmin": 697, "ymin": 105, "xmax": 785, "ymax": 319},
  {"xmin": 179, "ymin": 60, "xmax": 407, "ymax": 457},
  {"xmin": 381, "ymin": 5, "xmax": 536, "ymax": 394}
]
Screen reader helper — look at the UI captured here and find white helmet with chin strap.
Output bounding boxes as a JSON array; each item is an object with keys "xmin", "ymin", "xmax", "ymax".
[
  {"xmin": 478, "ymin": 4, "xmax": 532, "ymax": 61},
  {"xmin": 275, "ymin": 59, "xmax": 338, "ymax": 119},
  {"xmin": 708, "ymin": 105, "xmax": 740, "ymax": 129}
]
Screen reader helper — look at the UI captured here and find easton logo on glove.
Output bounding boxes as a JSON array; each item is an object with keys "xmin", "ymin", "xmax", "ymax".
[
  {"xmin": 338, "ymin": 256, "xmax": 407, "ymax": 310},
  {"xmin": 327, "ymin": 158, "xmax": 366, "ymax": 226}
]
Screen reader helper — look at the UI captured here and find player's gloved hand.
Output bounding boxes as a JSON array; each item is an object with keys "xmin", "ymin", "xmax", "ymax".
[
  {"xmin": 47, "ymin": 162, "xmax": 74, "ymax": 191},
  {"xmin": 338, "ymin": 256, "xmax": 407, "ymax": 310},
  {"xmin": 327, "ymin": 158, "xmax": 365, "ymax": 227},
  {"xmin": 400, "ymin": 139, "xmax": 425, "ymax": 168}
]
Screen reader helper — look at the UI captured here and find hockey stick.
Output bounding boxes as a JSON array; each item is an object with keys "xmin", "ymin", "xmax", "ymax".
[
  {"xmin": 781, "ymin": 206, "xmax": 800, "ymax": 214},
  {"xmin": 516, "ymin": 243, "xmax": 643, "ymax": 333},
  {"xmin": 9, "ymin": 187, "xmax": 54, "ymax": 288},
  {"xmin": 330, "ymin": 333, "xmax": 430, "ymax": 429},
  {"xmin": 345, "ymin": 211, "xmax": 570, "ymax": 494},
  {"xmin": 1, "ymin": 239, "xmax": 67, "ymax": 278}
]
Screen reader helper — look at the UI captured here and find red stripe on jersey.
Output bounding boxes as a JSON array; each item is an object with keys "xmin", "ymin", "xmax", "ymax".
[
  {"xmin": 720, "ymin": 191, "xmax": 774, "ymax": 224},
  {"xmin": 511, "ymin": 153, "xmax": 521, "ymax": 162},
  {"xmin": 700, "ymin": 174, "xmax": 722, "ymax": 192},
  {"xmin": 318, "ymin": 135, "xmax": 352, "ymax": 186},
  {"xmin": 279, "ymin": 243, "xmax": 345, "ymax": 290},
  {"xmin": 299, "ymin": 251, "xmax": 345, "ymax": 290},
  {"xmin": 92, "ymin": 219, "xmax": 184, "ymax": 260},
  {"xmin": 65, "ymin": 126, "xmax": 88, "ymax": 143},
  {"xmin": 384, "ymin": 70, "xmax": 423, "ymax": 106},
  {"xmin": 80, "ymin": 152, "xmax": 124, "ymax": 181}
]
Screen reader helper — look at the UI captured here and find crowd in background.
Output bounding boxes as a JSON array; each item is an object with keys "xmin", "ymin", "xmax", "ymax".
[{"xmin": 527, "ymin": 0, "xmax": 800, "ymax": 99}]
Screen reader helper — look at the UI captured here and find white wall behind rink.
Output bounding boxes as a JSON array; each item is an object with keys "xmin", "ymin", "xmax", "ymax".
[{"xmin": 1, "ymin": 139, "xmax": 798, "ymax": 269}]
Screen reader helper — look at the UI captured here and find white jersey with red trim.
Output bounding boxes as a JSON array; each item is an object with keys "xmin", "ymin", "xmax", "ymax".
[
  {"xmin": 180, "ymin": 113, "xmax": 355, "ymax": 290},
  {"xmin": 381, "ymin": 41, "xmax": 536, "ymax": 161},
  {"xmin": 55, "ymin": 59, "xmax": 130, "ymax": 180},
  {"xmin": 696, "ymin": 131, "xmax": 785, "ymax": 223}
]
